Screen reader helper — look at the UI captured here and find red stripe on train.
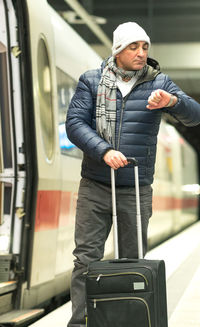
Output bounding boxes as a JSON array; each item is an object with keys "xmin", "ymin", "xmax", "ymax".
[
  {"xmin": 35, "ymin": 190, "xmax": 76, "ymax": 231},
  {"xmin": 35, "ymin": 190, "xmax": 198, "ymax": 231},
  {"xmin": 153, "ymin": 196, "xmax": 198, "ymax": 211}
]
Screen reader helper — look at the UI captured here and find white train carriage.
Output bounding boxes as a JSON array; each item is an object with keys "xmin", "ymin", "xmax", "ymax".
[
  {"xmin": 148, "ymin": 120, "xmax": 199, "ymax": 247},
  {"xmin": 0, "ymin": 0, "xmax": 101, "ymax": 324},
  {"xmin": 0, "ymin": 0, "xmax": 199, "ymax": 325}
]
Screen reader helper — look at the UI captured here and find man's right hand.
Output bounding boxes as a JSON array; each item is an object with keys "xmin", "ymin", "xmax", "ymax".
[{"xmin": 103, "ymin": 150, "xmax": 128, "ymax": 170}]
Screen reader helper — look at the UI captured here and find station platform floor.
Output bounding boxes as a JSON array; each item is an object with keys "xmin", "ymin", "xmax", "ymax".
[{"xmin": 29, "ymin": 221, "xmax": 200, "ymax": 327}]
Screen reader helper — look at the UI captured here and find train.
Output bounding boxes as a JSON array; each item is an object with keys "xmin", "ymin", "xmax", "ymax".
[{"xmin": 0, "ymin": 0, "xmax": 199, "ymax": 325}]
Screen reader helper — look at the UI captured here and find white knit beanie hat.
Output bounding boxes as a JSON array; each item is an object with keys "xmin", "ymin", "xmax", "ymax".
[{"xmin": 112, "ymin": 22, "xmax": 151, "ymax": 57}]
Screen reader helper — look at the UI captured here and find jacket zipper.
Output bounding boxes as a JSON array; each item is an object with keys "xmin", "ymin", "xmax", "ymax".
[
  {"xmin": 116, "ymin": 77, "xmax": 151, "ymax": 151},
  {"xmin": 116, "ymin": 98, "xmax": 126, "ymax": 150},
  {"xmin": 89, "ymin": 271, "xmax": 148, "ymax": 286},
  {"xmin": 116, "ymin": 80, "xmax": 140, "ymax": 151},
  {"xmin": 92, "ymin": 296, "xmax": 151, "ymax": 327},
  {"xmin": 115, "ymin": 66, "xmax": 160, "ymax": 151}
]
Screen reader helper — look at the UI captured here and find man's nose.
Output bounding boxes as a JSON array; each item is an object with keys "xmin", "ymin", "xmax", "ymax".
[{"xmin": 137, "ymin": 47, "xmax": 145, "ymax": 56}]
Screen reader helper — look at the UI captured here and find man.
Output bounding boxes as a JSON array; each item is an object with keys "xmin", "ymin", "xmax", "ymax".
[{"xmin": 66, "ymin": 22, "xmax": 200, "ymax": 327}]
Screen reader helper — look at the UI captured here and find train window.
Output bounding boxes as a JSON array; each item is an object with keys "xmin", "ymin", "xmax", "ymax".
[
  {"xmin": 0, "ymin": 183, "xmax": 3, "ymax": 225},
  {"xmin": 155, "ymin": 124, "xmax": 173, "ymax": 182},
  {"xmin": 56, "ymin": 67, "xmax": 82, "ymax": 158},
  {"xmin": 37, "ymin": 37, "xmax": 54, "ymax": 161},
  {"xmin": 0, "ymin": 182, "xmax": 12, "ymax": 252},
  {"xmin": 0, "ymin": 42, "xmax": 12, "ymax": 170}
]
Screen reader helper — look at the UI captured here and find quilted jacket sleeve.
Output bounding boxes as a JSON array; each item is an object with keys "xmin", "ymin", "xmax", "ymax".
[
  {"xmin": 163, "ymin": 75, "xmax": 200, "ymax": 126},
  {"xmin": 66, "ymin": 72, "xmax": 112, "ymax": 162}
]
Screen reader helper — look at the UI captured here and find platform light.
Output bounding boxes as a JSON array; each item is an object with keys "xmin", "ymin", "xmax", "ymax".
[
  {"xmin": 182, "ymin": 184, "xmax": 200, "ymax": 195},
  {"xmin": 61, "ymin": 10, "xmax": 107, "ymax": 25}
]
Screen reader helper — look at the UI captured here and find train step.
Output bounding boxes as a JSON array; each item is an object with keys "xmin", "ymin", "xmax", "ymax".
[
  {"xmin": 0, "ymin": 281, "xmax": 17, "ymax": 295},
  {"xmin": 0, "ymin": 309, "xmax": 44, "ymax": 326},
  {"xmin": 0, "ymin": 281, "xmax": 18, "ymax": 315}
]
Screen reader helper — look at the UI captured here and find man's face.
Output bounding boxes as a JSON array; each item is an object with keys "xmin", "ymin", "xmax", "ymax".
[{"xmin": 115, "ymin": 41, "xmax": 149, "ymax": 71}]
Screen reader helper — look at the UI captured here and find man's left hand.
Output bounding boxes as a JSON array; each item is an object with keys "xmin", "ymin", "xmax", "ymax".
[{"xmin": 146, "ymin": 89, "xmax": 177, "ymax": 110}]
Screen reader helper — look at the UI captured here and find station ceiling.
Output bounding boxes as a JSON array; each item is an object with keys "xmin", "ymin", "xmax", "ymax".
[
  {"xmin": 48, "ymin": 0, "xmax": 200, "ymax": 48},
  {"xmin": 48, "ymin": 0, "xmax": 200, "ymax": 156}
]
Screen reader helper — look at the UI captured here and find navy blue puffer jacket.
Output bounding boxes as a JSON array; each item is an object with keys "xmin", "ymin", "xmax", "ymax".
[{"xmin": 66, "ymin": 59, "xmax": 200, "ymax": 186}]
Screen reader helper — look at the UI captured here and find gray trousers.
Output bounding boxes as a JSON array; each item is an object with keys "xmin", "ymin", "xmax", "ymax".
[{"xmin": 67, "ymin": 178, "xmax": 152, "ymax": 327}]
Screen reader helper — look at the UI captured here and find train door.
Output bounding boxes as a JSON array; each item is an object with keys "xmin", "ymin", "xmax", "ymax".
[
  {"xmin": 0, "ymin": 0, "xmax": 25, "ymax": 263},
  {"xmin": 0, "ymin": 0, "xmax": 27, "ymax": 301},
  {"xmin": 0, "ymin": 1, "xmax": 42, "ymax": 324},
  {"xmin": 0, "ymin": 0, "xmax": 44, "ymax": 324},
  {"xmin": 0, "ymin": 0, "xmax": 24, "ymax": 321}
]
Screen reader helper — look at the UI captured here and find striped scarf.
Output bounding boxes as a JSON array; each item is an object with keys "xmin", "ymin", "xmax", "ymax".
[{"xmin": 96, "ymin": 56, "xmax": 147, "ymax": 148}]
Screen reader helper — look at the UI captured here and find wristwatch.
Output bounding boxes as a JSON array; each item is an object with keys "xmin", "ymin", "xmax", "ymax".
[{"xmin": 166, "ymin": 94, "xmax": 175, "ymax": 107}]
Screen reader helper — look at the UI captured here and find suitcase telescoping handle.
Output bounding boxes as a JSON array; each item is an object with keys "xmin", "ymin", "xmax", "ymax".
[{"xmin": 111, "ymin": 157, "xmax": 143, "ymax": 260}]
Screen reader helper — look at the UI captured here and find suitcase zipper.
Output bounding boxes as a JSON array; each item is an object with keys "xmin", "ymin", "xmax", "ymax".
[
  {"xmin": 90, "ymin": 271, "xmax": 148, "ymax": 286},
  {"xmin": 92, "ymin": 297, "xmax": 151, "ymax": 327}
]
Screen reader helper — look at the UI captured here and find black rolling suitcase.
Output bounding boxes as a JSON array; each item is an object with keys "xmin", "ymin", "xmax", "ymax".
[{"xmin": 85, "ymin": 158, "xmax": 168, "ymax": 327}]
